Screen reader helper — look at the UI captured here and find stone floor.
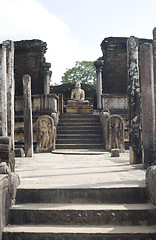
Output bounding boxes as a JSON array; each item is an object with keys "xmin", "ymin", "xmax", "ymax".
[{"xmin": 14, "ymin": 150, "xmax": 146, "ymax": 189}]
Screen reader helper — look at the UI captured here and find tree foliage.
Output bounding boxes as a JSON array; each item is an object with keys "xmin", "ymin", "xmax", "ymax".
[{"xmin": 61, "ymin": 61, "xmax": 96, "ymax": 85}]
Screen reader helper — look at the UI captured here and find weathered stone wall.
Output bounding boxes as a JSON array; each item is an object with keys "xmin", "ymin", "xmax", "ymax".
[
  {"xmin": 101, "ymin": 37, "xmax": 128, "ymax": 94},
  {"xmin": 100, "ymin": 37, "xmax": 152, "ymax": 95},
  {"xmin": 14, "ymin": 39, "xmax": 49, "ymax": 96}
]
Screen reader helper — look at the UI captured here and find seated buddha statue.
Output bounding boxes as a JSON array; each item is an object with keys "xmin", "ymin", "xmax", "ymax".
[{"xmin": 68, "ymin": 82, "xmax": 89, "ymax": 105}]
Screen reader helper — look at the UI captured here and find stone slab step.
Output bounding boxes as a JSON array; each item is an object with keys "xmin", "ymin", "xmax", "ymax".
[
  {"xmin": 57, "ymin": 134, "xmax": 103, "ymax": 139},
  {"xmin": 57, "ymin": 125, "xmax": 102, "ymax": 130},
  {"xmin": 60, "ymin": 113, "xmax": 97, "ymax": 118},
  {"xmin": 15, "ymin": 187, "xmax": 148, "ymax": 204},
  {"xmin": 3, "ymin": 225, "xmax": 156, "ymax": 240},
  {"xmin": 57, "ymin": 130, "xmax": 102, "ymax": 134},
  {"xmin": 56, "ymin": 144, "xmax": 104, "ymax": 149},
  {"xmin": 56, "ymin": 139, "xmax": 103, "ymax": 144},
  {"xmin": 9, "ymin": 203, "xmax": 156, "ymax": 226},
  {"xmin": 59, "ymin": 119, "xmax": 100, "ymax": 123},
  {"xmin": 57, "ymin": 122, "xmax": 101, "ymax": 126}
]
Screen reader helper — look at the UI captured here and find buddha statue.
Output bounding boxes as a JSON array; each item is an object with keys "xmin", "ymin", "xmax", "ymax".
[{"xmin": 68, "ymin": 82, "xmax": 89, "ymax": 105}]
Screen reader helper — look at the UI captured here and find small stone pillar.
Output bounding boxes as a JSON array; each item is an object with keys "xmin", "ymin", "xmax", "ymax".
[
  {"xmin": 42, "ymin": 62, "xmax": 52, "ymax": 109},
  {"xmin": 3, "ymin": 40, "xmax": 15, "ymax": 149},
  {"xmin": 0, "ymin": 43, "xmax": 7, "ymax": 137},
  {"xmin": 140, "ymin": 43, "xmax": 156, "ymax": 168},
  {"xmin": 23, "ymin": 74, "xmax": 33, "ymax": 157},
  {"xmin": 127, "ymin": 36, "xmax": 142, "ymax": 164},
  {"xmin": 94, "ymin": 60, "xmax": 104, "ymax": 110}
]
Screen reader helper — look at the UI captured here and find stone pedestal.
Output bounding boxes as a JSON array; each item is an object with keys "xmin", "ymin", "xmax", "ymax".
[
  {"xmin": 140, "ymin": 43, "xmax": 156, "ymax": 168},
  {"xmin": 127, "ymin": 36, "xmax": 142, "ymax": 164},
  {"xmin": 23, "ymin": 74, "xmax": 33, "ymax": 157},
  {"xmin": 65, "ymin": 104, "xmax": 93, "ymax": 113}
]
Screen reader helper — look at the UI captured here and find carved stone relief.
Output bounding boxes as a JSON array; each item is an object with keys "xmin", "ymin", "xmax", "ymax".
[
  {"xmin": 106, "ymin": 114, "xmax": 125, "ymax": 153},
  {"xmin": 36, "ymin": 115, "xmax": 55, "ymax": 152}
]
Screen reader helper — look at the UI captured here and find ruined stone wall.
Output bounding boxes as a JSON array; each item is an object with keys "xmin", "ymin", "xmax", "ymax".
[
  {"xmin": 14, "ymin": 40, "xmax": 48, "ymax": 96},
  {"xmin": 100, "ymin": 37, "xmax": 152, "ymax": 95}
]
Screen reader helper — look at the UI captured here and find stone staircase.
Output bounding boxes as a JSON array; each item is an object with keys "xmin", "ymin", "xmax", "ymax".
[
  {"xmin": 56, "ymin": 113, "xmax": 104, "ymax": 149},
  {"xmin": 3, "ymin": 186, "xmax": 156, "ymax": 239}
]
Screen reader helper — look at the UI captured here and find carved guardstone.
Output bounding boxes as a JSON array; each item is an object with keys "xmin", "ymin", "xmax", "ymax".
[
  {"xmin": 36, "ymin": 115, "xmax": 56, "ymax": 152},
  {"xmin": 106, "ymin": 115, "xmax": 125, "ymax": 153}
]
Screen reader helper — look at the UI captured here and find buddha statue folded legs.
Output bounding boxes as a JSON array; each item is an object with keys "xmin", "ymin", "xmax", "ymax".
[{"xmin": 67, "ymin": 82, "xmax": 89, "ymax": 105}]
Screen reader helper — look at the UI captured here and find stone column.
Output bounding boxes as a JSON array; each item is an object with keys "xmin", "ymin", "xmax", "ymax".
[
  {"xmin": 0, "ymin": 43, "xmax": 7, "ymax": 137},
  {"xmin": 42, "ymin": 62, "xmax": 52, "ymax": 110},
  {"xmin": 140, "ymin": 43, "xmax": 156, "ymax": 168},
  {"xmin": 127, "ymin": 36, "xmax": 142, "ymax": 164},
  {"xmin": 153, "ymin": 28, "xmax": 156, "ymax": 109},
  {"xmin": 23, "ymin": 74, "xmax": 33, "ymax": 157},
  {"xmin": 3, "ymin": 41, "xmax": 15, "ymax": 149},
  {"xmin": 94, "ymin": 60, "xmax": 104, "ymax": 110}
]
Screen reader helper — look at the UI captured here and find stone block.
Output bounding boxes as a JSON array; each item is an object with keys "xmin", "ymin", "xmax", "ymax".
[
  {"xmin": 14, "ymin": 148, "xmax": 25, "ymax": 158},
  {"xmin": 111, "ymin": 149, "xmax": 120, "ymax": 157},
  {"xmin": 146, "ymin": 166, "xmax": 156, "ymax": 205},
  {"xmin": 0, "ymin": 137, "xmax": 15, "ymax": 172},
  {"xmin": 65, "ymin": 105, "xmax": 93, "ymax": 113}
]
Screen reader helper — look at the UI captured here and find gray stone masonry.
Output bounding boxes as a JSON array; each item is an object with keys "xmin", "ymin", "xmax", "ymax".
[
  {"xmin": 22, "ymin": 74, "xmax": 33, "ymax": 157},
  {"xmin": 140, "ymin": 43, "xmax": 156, "ymax": 168},
  {"xmin": 127, "ymin": 36, "xmax": 142, "ymax": 165}
]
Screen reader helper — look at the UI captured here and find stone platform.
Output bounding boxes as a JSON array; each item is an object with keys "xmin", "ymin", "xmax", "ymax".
[
  {"xmin": 14, "ymin": 151, "xmax": 146, "ymax": 189},
  {"xmin": 3, "ymin": 151, "xmax": 156, "ymax": 240}
]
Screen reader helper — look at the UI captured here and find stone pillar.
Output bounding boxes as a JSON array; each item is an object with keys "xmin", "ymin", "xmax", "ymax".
[
  {"xmin": 0, "ymin": 43, "xmax": 7, "ymax": 137},
  {"xmin": 23, "ymin": 74, "xmax": 33, "ymax": 157},
  {"xmin": 152, "ymin": 28, "xmax": 156, "ymax": 115},
  {"xmin": 94, "ymin": 60, "xmax": 104, "ymax": 110},
  {"xmin": 3, "ymin": 41, "xmax": 15, "ymax": 149},
  {"xmin": 42, "ymin": 62, "xmax": 52, "ymax": 109},
  {"xmin": 140, "ymin": 43, "xmax": 156, "ymax": 168},
  {"xmin": 127, "ymin": 36, "xmax": 142, "ymax": 164}
]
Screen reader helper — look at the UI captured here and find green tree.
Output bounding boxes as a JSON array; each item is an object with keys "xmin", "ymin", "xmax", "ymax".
[{"xmin": 61, "ymin": 61, "xmax": 96, "ymax": 85}]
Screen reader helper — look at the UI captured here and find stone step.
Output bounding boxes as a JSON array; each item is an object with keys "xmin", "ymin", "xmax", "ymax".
[
  {"xmin": 3, "ymin": 225, "xmax": 156, "ymax": 240},
  {"xmin": 57, "ymin": 129, "xmax": 102, "ymax": 134},
  {"xmin": 57, "ymin": 121, "xmax": 101, "ymax": 127},
  {"xmin": 59, "ymin": 118, "xmax": 100, "ymax": 123},
  {"xmin": 9, "ymin": 203, "xmax": 156, "ymax": 226},
  {"xmin": 56, "ymin": 144, "xmax": 104, "ymax": 149},
  {"xmin": 60, "ymin": 113, "xmax": 97, "ymax": 118},
  {"xmin": 57, "ymin": 126, "xmax": 102, "ymax": 130},
  {"xmin": 59, "ymin": 117, "xmax": 100, "ymax": 121},
  {"xmin": 15, "ymin": 187, "xmax": 147, "ymax": 204},
  {"xmin": 56, "ymin": 139, "xmax": 103, "ymax": 144},
  {"xmin": 57, "ymin": 134, "xmax": 103, "ymax": 139}
]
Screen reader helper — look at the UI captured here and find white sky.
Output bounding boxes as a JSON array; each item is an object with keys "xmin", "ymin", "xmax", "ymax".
[{"xmin": 0, "ymin": 0, "xmax": 156, "ymax": 84}]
